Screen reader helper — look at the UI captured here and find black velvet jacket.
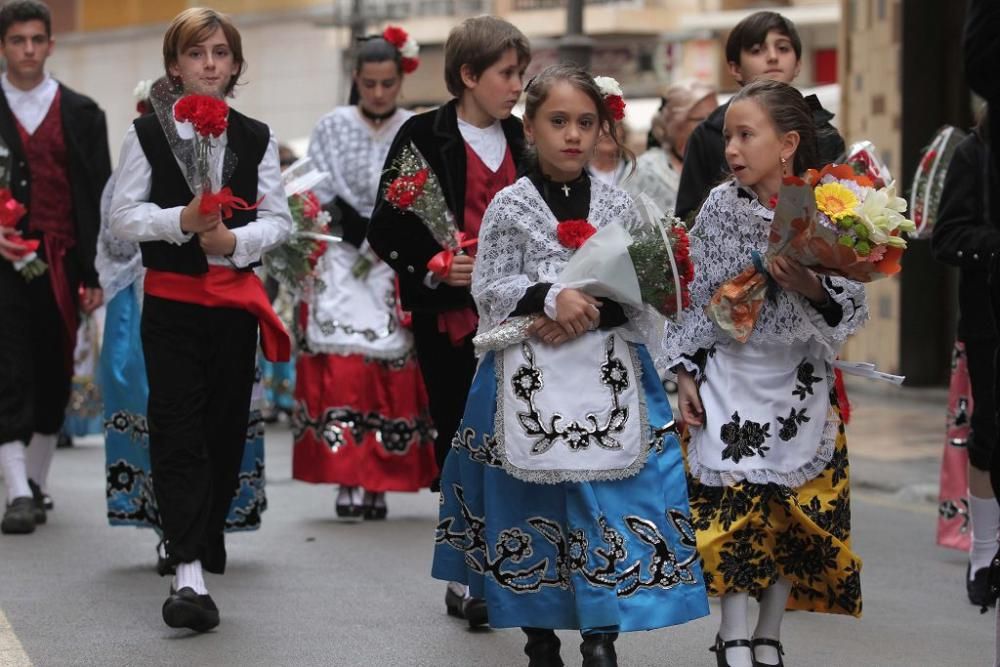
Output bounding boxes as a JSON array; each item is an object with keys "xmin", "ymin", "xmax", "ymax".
[
  {"xmin": 367, "ymin": 100, "xmax": 526, "ymax": 313},
  {"xmin": 0, "ymin": 83, "xmax": 111, "ymax": 287}
]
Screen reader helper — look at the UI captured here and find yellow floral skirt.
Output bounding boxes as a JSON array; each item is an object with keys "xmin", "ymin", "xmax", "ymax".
[{"xmin": 685, "ymin": 413, "xmax": 862, "ymax": 617}]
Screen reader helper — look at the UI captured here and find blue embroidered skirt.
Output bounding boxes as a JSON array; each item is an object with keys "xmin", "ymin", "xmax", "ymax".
[
  {"xmin": 100, "ymin": 284, "xmax": 267, "ymax": 532},
  {"xmin": 431, "ymin": 343, "xmax": 709, "ymax": 631}
]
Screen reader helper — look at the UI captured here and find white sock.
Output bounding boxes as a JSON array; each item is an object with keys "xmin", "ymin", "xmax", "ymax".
[
  {"xmin": 174, "ymin": 560, "xmax": 208, "ymax": 595},
  {"xmin": 753, "ymin": 579, "xmax": 792, "ymax": 665},
  {"xmin": 970, "ymin": 494, "xmax": 1000, "ymax": 576},
  {"xmin": 25, "ymin": 432, "xmax": 56, "ymax": 491},
  {"xmin": 719, "ymin": 592, "xmax": 753, "ymax": 667},
  {"xmin": 0, "ymin": 441, "xmax": 31, "ymax": 503},
  {"xmin": 336, "ymin": 486, "xmax": 353, "ymax": 506}
]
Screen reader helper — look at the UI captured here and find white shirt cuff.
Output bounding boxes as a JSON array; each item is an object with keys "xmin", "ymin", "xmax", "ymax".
[{"xmin": 544, "ymin": 283, "xmax": 565, "ymax": 319}]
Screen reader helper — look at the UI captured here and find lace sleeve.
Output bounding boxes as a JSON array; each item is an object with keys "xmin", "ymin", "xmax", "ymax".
[
  {"xmin": 471, "ymin": 190, "xmax": 533, "ymax": 332},
  {"xmin": 803, "ymin": 275, "xmax": 869, "ymax": 346}
]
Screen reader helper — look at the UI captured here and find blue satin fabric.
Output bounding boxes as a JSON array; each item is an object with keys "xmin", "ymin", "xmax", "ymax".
[
  {"xmin": 432, "ymin": 343, "xmax": 709, "ymax": 631},
  {"xmin": 100, "ymin": 284, "xmax": 267, "ymax": 532}
]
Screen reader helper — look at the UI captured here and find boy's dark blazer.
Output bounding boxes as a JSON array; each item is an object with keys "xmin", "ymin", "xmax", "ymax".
[
  {"xmin": 0, "ymin": 82, "xmax": 112, "ymax": 288},
  {"xmin": 368, "ymin": 99, "xmax": 526, "ymax": 313}
]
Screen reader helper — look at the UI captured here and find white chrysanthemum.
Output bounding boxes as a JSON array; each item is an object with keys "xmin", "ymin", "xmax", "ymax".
[
  {"xmin": 316, "ymin": 210, "xmax": 332, "ymax": 226},
  {"xmin": 133, "ymin": 79, "xmax": 154, "ymax": 102},
  {"xmin": 401, "ymin": 37, "xmax": 419, "ymax": 59},
  {"xmin": 593, "ymin": 76, "xmax": 622, "ymax": 98}
]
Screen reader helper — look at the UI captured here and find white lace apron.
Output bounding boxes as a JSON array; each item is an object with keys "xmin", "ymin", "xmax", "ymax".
[{"xmin": 495, "ymin": 330, "xmax": 650, "ymax": 484}]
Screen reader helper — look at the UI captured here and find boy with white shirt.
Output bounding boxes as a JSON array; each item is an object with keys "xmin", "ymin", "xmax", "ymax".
[
  {"xmin": 368, "ymin": 15, "xmax": 530, "ymax": 627},
  {"xmin": 0, "ymin": 0, "xmax": 110, "ymax": 535}
]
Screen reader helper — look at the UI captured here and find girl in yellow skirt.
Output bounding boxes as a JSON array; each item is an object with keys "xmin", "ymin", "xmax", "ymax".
[{"xmin": 662, "ymin": 80, "xmax": 869, "ymax": 667}]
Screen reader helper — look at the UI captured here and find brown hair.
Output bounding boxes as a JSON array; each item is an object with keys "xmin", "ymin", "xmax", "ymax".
[
  {"xmin": 729, "ymin": 79, "xmax": 819, "ymax": 176},
  {"xmin": 0, "ymin": 0, "xmax": 50, "ymax": 41},
  {"xmin": 524, "ymin": 63, "xmax": 635, "ymax": 174},
  {"xmin": 163, "ymin": 7, "xmax": 245, "ymax": 96},
  {"xmin": 443, "ymin": 16, "xmax": 530, "ymax": 98}
]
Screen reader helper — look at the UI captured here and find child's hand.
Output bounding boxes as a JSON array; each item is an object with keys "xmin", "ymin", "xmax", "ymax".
[
  {"xmin": 181, "ymin": 196, "xmax": 222, "ymax": 234},
  {"xmin": 676, "ymin": 368, "xmax": 704, "ymax": 427},
  {"xmin": 0, "ymin": 226, "xmax": 23, "ymax": 262},
  {"xmin": 529, "ymin": 315, "xmax": 570, "ymax": 347},
  {"xmin": 769, "ymin": 256, "xmax": 826, "ymax": 303},
  {"xmin": 555, "ymin": 288, "xmax": 600, "ymax": 336},
  {"xmin": 198, "ymin": 224, "xmax": 237, "ymax": 256},
  {"xmin": 442, "ymin": 254, "xmax": 474, "ymax": 288}
]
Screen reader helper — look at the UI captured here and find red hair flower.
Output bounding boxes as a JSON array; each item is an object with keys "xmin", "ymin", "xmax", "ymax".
[
  {"xmin": 382, "ymin": 26, "xmax": 408, "ymax": 49},
  {"xmin": 604, "ymin": 95, "xmax": 626, "ymax": 122},
  {"xmin": 383, "ymin": 25, "xmax": 420, "ymax": 74},
  {"xmin": 557, "ymin": 219, "xmax": 597, "ymax": 249}
]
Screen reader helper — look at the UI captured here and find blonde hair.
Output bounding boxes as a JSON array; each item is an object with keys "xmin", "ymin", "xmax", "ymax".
[
  {"xmin": 662, "ymin": 79, "xmax": 716, "ymax": 144},
  {"xmin": 163, "ymin": 7, "xmax": 245, "ymax": 96},
  {"xmin": 443, "ymin": 16, "xmax": 530, "ymax": 98}
]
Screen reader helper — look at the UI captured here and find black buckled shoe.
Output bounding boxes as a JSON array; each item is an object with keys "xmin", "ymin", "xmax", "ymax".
[
  {"xmin": 162, "ymin": 586, "xmax": 220, "ymax": 633},
  {"xmin": 710, "ymin": 635, "xmax": 752, "ymax": 667},
  {"xmin": 27, "ymin": 480, "xmax": 47, "ymax": 524},
  {"xmin": 968, "ymin": 564, "xmax": 999, "ymax": 611},
  {"xmin": 523, "ymin": 627, "xmax": 563, "ymax": 667},
  {"xmin": 1, "ymin": 497, "xmax": 36, "ymax": 534},
  {"xmin": 751, "ymin": 637, "xmax": 785, "ymax": 667},
  {"xmin": 580, "ymin": 632, "xmax": 618, "ymax": 667}
]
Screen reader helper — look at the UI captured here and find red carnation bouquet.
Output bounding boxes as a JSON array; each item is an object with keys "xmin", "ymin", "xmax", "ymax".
[
  {"xmin": 384, "ymin": 142, "xmax": 474, "ymax": 278},
  {"xmin": 0, "ymin": 170, "xmax": 45, "ymax": 281}
]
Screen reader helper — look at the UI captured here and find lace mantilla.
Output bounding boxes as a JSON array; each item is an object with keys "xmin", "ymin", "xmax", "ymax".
[
  {"xmin": 472, "ymin": 176, "xmax": 644, "ymax": 335},
  {"xmin": 307, "ymin": 106, "xmax": 412, "ymax": 213},
  {"xmin": 657, "ymin": 181, "xmax": 869, "ymax": 374},
  {"xmin": 96, "ymin": 170, "xmax": 144, "ymax": 302}
]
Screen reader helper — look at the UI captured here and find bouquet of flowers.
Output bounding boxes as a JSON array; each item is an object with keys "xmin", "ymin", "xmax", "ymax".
[
  {"xmin": 383, "ymin": 142, "xmax": 474, "ymax": 277},
  {"xmin": 0, "ymin": 142, "xmax": 44, "ymax": 280},
  {"xmin": 706, "ymin": 162, "xmax": 916, "ymax": 342},
  {"xmin": 908, "ymin": 126, "xmax": 967, "ymax": 239},
  {"xmin": 628, "ymin": 217, "xmax": 693, "ymax": 318},
  {"xmin": 264, "ymin": 157, "xmax": 335, "ymax": 296}
]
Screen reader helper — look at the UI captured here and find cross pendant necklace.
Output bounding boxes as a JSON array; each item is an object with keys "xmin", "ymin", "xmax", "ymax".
[{"xmin": 561, "ymin": 183, "xmax": 571, "ymax": 197}]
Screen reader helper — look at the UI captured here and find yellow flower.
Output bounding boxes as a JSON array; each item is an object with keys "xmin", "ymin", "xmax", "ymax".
[{"xmin": 814, "ymin": 182, "xmax": 860, "ymax": 221}]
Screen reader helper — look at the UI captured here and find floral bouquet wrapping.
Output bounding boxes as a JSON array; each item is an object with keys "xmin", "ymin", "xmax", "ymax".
[
  {"xmin": 0, "ymin": 143, "xmax": 44, "ymax": 280},
  {"xmin": 706, "ymin": 163, "xmax": 915, "ymax": 343},
  {"xmin": 263, "ymin": 157, "xmax": 335, "ymax": 296},
  {"xmin": 383, "ymin": 142, "xmax": 474, "ymax": 278},
  {"xmin": 908, "ymin": 126, "xmax": 967, "ymax": 239}
]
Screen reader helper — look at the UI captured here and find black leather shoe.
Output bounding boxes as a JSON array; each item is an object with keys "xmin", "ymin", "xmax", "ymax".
[
  {"xmin": 969, "ymin": 563, "xmax": 999, "ymax": 610},
  {"xmin": 710, "ymin": 635, "xmax": 752, "ymax": 667},
  {"xmin": 445, "ymin": 583, "xmax": 465, "ymax": 619},
  {"xmin": 524, "ymin": 627, "xmax": 563, "ymax": 667},
  {"xmin": 27, "ymin": 480, "xmax": 47, "ymax": 524},
  {"xmin": 1, "ymin": 497, "xmax": 36, "ymax": 534},
  {"xmin": 363, "ymin": 492, "xmax": 388, "ymax": 520},
  {"xmin": 580, "ymin": 632, "xmax": 618, "ymax": 667},
  {"xmin": 162, "ymin": 586, "xmax": 220, "ymax": 632},
  {"xmin": 751, "ymin": 637, "xmax": 785, "ymax": 667},
  {"xmin": 462, "ymin": 596, "xmax": 489, "ymax": 629}
]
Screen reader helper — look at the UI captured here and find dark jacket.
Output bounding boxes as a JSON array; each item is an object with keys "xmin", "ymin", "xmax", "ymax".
[
  {"xmin": 965, "ymin": 0, "xmax": 1000, "ymax": 173},
  {"xmin": 932, "ymin": 132, "xmax": 1000, "ymax": 341},
  {"xmin": 674, "ymin": 95, "xmax": 845, "ymax": 221},
  {"xmin": 0, "ymin": 82, "xmax": 111, "ymax": 288},
  {"xmin": 367, "ymin": 100, "xmax": 526, "ymax": 313}
]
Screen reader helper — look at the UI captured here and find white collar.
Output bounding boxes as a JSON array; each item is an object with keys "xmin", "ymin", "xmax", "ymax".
[{"xmin": 1, "ymin": 72, "xmax": 54, "ymax": 98}]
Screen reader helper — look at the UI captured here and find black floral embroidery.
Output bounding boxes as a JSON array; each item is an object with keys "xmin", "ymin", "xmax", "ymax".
[
  {"xmin": 452, "ymin": 427, "xmax": 503, "ymax": 468},
  {"xmin": 776, "ymin": 407, "xmax": 810, "ymax": 441},
  {"xmin": 294, "ymin": 401, "xmax": 435, "ymax": 456},
  {"xmin": 720, "ymin": 412, "xmax": 772, "ymax": 463},
  {"xmin": 793, "ymin": 359, "xmax": 822, "ymax": 400}
]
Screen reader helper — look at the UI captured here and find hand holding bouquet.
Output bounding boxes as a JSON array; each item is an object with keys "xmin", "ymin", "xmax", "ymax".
[
  {"xmin": 706, "ymin": 162, "xmax": 916, "ymax": 342},
  {"xmin": 0, "ymin": 187, "xmax": 45, "ymax": 280}
]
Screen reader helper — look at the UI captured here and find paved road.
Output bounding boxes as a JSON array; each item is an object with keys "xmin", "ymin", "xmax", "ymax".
[{"xmin": 0, "ymin": 413, "xmax": 993, "ymax": 666}]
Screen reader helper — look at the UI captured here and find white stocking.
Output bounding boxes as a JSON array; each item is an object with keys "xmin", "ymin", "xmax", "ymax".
[
  {"xmin": 754, "ymin": 578, "xmax": 793, "ymax": 665},
  {"xmin": 970, "ymin": 494, "xmax": 1000, "ymax": 576},
  {"xmin": 175, "ymin": 560, "xmax": 208, "ymax": 595},
  {"xmin": 0, "ymin": 441, "xmax": 31, "ymax": 502},
  {"xmin": 25, "ymin": 433, "xmax": 56, "ymax": 491},
  {"xmin": 718, "ymin": 592, "xmax": 752, "ymax": 667}
]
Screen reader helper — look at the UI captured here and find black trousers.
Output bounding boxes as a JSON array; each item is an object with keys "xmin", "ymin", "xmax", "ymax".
[
  {"xmin": 966, "ymin": 337, "xmax": 998, "ymax": 471},
  {"xmin": 410, "ymin": 312, "xmax": 478, "ymax": 473},
  {"xmin": 0, "ymin": 260, "xmax": 73, "ymax": 445},
  {"xmin": 141, "ymin": 295, "xmax": 258, "ymax": 574}
]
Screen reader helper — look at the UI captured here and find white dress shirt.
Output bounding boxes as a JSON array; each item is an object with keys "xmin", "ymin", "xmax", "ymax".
[
  {"xmin": 457, "ymin": 117, "xmax": 507, "ymax": 171},
  {"xmin": 1, "ymin": 73, "xmax": 58, "ymax": 135},
  {"xmin": 108, "ymin": 116, "xmax": 292, "ymax": 270}
]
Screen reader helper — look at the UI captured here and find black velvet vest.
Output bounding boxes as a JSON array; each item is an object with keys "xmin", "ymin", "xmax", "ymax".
[{"xmin": 134, "ymin": 109, "xmax": 269, "ymax": 274}]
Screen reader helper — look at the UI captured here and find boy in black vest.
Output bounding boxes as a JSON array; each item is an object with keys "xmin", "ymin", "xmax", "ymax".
[
  {"xmin": 368, "ymin": 15, "xmax": 530, "ymax": 626},
  {"xmin": 674, "ymin": 10, "xmax": 845, "ymax": 221},
  {"xmin": 108, "ymin": 8, "xmax": 291, "ymax": 632},
  {"xmin": 0, "ymin": 0, "xmax": 110, "ymax": 535}
]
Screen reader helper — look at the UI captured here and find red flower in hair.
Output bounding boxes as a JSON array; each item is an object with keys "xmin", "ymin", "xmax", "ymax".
[
  {"xmin": 605, "ymin": 95, "xmax": 626, "ymax": 122},
  {"xmin": 382, "ymin": 26, "xmax": 408, "ymax": 50},
  {"xmin": 401, "ymin": 57, "xmax": 420, "ymax": 74},
  {"xmin": 557, "ymin": 219, "xmax": 597, "ymax": 249},
  {"xmin": 174, "ymin": 95, "xmax": 229, "ymax": 138}
]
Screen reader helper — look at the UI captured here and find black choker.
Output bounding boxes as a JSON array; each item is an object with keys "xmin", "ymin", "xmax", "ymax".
[
  {"xmin": 543, "ymin": 172, "xmax": 588, "ymax": 198},
  {"xmin": 359, "ymin": 106, "xmax": 397, "ymax": 125}
]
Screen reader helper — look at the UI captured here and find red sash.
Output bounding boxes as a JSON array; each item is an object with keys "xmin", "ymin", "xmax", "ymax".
[{"xmin": 144, "ymin": 266, "xmax": 291, "ymax": 362}]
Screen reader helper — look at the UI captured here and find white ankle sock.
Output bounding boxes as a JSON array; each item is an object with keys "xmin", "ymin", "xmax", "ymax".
[
  {"xmin": 719, "ymin": 592, "xmax": 753, "ymax": 667},
  {"xmin": 175, "ymin": 560, "xmax": 208, "ymax": 595},
  {"xmin": 0, "ymin": 441, "xmax": 31, "ymax": 503},
  {"xmin": 754, "ymin": 579, "xmax": 792, "ymax": 665},
  {"xmin": 25, "ymin": 433, "xmax": 56, "ymax": 491},
  {"xmin": 970, "ymin": 494, "xmax": 1000, "ymax": 576}
]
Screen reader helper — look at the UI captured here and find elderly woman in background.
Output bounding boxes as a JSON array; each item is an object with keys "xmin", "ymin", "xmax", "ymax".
[{"xmin": 626, "ymin": 80, "xmax": 717, "ymax": 214}]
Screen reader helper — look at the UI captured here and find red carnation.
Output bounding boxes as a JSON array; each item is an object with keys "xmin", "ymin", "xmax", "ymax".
[
  {"xmin": 605, "ymin": 95, "xmax": 626, "ymax": 122},
  {"xmin": 174, "ymin": 94, "xmax": 229, "ymax": 138},
  {"xmin": 401, "ymin": 57, "xmax": 420, "ymax": 74},
  {"xmin": 557, "ymin": 219, "xmax": 597, "ymax": 249},
  {"xmin": 382, "ymin": 26, "xmax": 408, "ymax": 50},
  {"xmin": 302, "ymin": 191, "xmax": 322, "ymax": 220}
]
